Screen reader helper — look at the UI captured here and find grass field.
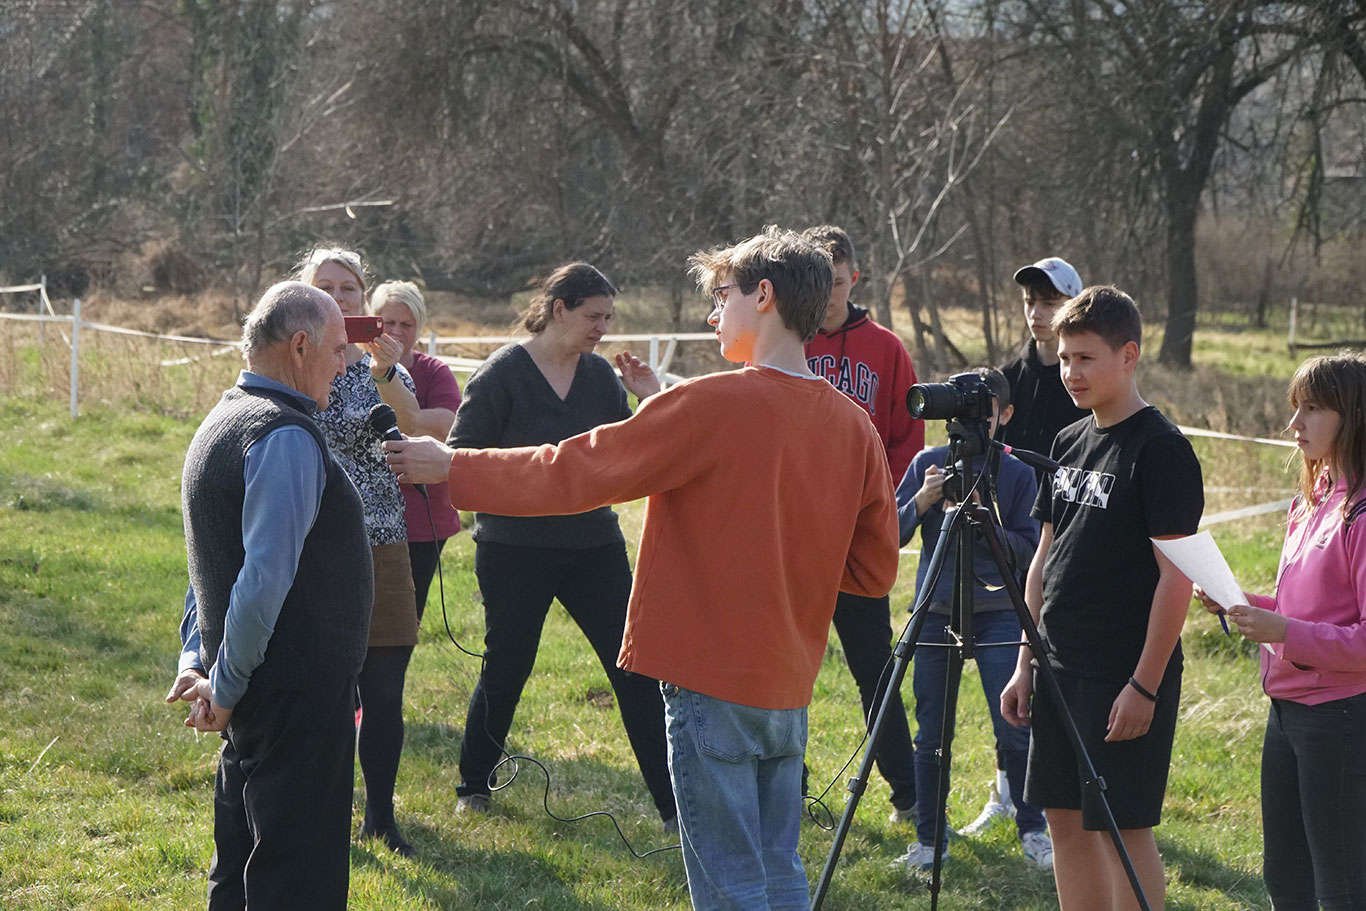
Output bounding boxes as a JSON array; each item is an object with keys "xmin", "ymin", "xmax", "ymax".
[{"xmin": 0, "ymin": 317, "xmax": 1311, "ymax": 909}]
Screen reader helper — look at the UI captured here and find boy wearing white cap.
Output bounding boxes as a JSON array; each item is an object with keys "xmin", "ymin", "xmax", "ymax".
[
  {"xmin": 959, "ymin": 257, "xmax": 1089, "ymax": 842},
  {"xmin": 1000, "ymin": 257, "xmax": 1089, "ymax": 463}
]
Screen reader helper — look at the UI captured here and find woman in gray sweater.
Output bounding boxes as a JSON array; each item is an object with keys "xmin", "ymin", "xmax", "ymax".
[{"xmin": 450, "ymin": 262, "xmax": 676, "ymax": 826}]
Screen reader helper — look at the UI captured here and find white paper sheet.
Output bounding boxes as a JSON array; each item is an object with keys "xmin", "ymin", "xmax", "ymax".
[
  {"xmin": 1152, "ymin": 532, "xmax": 1248, "ymax": 610},
  {"xmin": 1153, "ymin": 532, "xmax": 1275, "ymax": 653}
]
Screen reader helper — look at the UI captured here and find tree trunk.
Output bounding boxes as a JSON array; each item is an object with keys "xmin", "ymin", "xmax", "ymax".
[{"xmin": 1158, "ymin": 190, "xmax": 1199, "ymax": 369}]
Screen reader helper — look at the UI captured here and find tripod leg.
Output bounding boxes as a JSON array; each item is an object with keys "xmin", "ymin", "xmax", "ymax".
[
  {"xmin": 974, "ymin": 506, "xmax": 1152, "ymax": 911},
  {"xmin": 811, "ymin": 505, "xmax": 967, "ymax": 911},
  {"xmin": 924, "ymin": 622, "xmax": 965, "ymax": 905}
]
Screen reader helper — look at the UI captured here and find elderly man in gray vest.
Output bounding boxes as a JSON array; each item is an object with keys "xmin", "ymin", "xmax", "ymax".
[{"xmin": 165, "ymin": 281, "xmax": 372, "ymax": 910}]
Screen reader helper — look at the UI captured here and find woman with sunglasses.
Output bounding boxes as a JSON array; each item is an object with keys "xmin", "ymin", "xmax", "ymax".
[
  {"xmin": 295, "ymin": 247, "xmax": 422, "ymax": 857},
  {"xmin": 450, "ymin": 262, "xmax": 676, "ymax": 827}
]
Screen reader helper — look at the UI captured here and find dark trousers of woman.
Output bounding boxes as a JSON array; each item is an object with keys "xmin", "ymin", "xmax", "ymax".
[
  {"xmin": 1262, "ymin": 693, "xmax": 1366, "ymax": 911},
  {"xmin": 457, "ymin": 541, "xmax": 677, "ymax": 821},
  {"xmin": 407, "ymin": 538, "xmax": 448, "ymax": 625},
  {"xmin": 358, "ymin": 646, "xmax": 412, "ymax": 832},
  {"xmin": 358, "ymin": 539, "xmax": 448, "ymax": 832}
]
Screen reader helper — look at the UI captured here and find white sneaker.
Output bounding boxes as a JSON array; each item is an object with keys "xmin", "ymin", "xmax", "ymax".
[
  {"xmin": 1021, "ymin": 830, "xmax": 1054, "ymax": 870},
  {"xmin": 960, "ymin": 783, "xmax": 1015, "ymax": 836},
  {"xmin": 888, "ymin": 840, "xmax": 947, "ymax": 872},
  {"xmin": 887, "ymin": 802, "xmax": 916, "ymax": 825}
]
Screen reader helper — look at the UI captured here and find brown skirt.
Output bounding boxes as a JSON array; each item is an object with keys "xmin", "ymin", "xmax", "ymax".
[{"xmin": 368, "ymin": 541, "xmax": 418, "ymax": 647}]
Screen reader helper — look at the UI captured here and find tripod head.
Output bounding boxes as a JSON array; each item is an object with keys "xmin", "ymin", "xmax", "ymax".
[{"xmin": 907, "ymin": 371, "xmax": 999, "ymax": 506}]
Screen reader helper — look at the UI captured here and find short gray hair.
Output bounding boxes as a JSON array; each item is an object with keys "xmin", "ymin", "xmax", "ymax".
[
  {"xmin": 370, "ymin": 280, "xmax": 428, "ymax": 333},
  {"xmin": 241, "ymin": 282, "xmax": 332, "ymax": 360}
]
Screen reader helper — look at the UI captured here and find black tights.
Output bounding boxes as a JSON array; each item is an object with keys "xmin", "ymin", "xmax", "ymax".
[{"xmin": 357, "ymin": 645, "xmax": 414, "ymax": 829}]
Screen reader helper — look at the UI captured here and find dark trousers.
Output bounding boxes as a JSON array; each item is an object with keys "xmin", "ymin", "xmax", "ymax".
[
  {"xmin": 821, "ymin": 591, "xmax": 917, "ymax": 811},
  {"xmin": 457, "ymin": 541, "xmax": 677, "ymax": 820},
  {"xmin": 1262, "ymin": 694, "xmax": 1366, "ymax": 911},
  {"xmin": 357, "ymin": 645, "xmax": 413, "ymax": 829},
  {"xmin": 912, "ymin": 610, "xmax": 1043, "ymax": 843},
  {"xmin": 207, "ymin": 675, "xmax": 356, "ymax": 911},
  {"xmin": 407, "ymin": 538, "xmax": 448, "ymax": 623}
]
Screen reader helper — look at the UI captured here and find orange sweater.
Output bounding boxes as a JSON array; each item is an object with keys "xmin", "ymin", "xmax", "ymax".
[{"xmin": 445, "ymin": 367, "xmax": 900, "ymax": 709}]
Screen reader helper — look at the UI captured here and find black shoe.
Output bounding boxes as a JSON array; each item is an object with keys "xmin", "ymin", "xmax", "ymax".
[{"xmin": 360, "ymin": 824, "xmax": 415, "ymax": 858}]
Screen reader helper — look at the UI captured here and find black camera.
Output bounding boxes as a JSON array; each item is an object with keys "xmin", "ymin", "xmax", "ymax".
[{"xmin": 906, "ymin": 372, "xmax": 995, "ymax": 422}]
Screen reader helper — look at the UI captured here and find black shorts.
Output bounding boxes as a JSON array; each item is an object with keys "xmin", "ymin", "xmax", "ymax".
[{"xmin": 1023, "ymin": 657, "xmax": 1181, "ymax": 831}]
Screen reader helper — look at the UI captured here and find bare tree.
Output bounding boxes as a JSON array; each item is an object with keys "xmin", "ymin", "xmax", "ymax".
[{"xmin": 1015, "ymin": 0, "xmax": 1331, "ymax": 367}]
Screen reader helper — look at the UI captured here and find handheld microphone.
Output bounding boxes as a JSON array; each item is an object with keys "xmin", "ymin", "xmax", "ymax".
[
  {"xmin": 368, "ymin": 402, "xmax": 427, "ymax": 499},
  {"xmin": 990, "ymin": 439, "xmax": 1061, "ymax": 475}
]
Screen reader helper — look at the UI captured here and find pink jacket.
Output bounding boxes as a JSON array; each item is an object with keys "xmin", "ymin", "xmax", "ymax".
[{"xmin": 1248, "ymin": 474, "xmax": 1366, "ymax": 704}]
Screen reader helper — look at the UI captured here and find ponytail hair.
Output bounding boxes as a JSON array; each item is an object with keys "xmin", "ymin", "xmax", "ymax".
[{"xmin": 520, "ymin": 262, "xmax": 617, "ymax": 334}]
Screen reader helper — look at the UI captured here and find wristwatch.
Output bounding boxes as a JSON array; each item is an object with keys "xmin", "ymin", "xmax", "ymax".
[{"xmin": 374, "ymin": 364, "xmax": 397, "ymax": 384}]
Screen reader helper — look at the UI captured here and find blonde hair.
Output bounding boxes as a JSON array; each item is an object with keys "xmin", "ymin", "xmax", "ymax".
[
  {"xmin": 370, "ymin": 280, "xmax": 427, "ymax": 333},
  {"xmin": 1287, "ymin": 351, "xmax": 1366, "ymax": 523},
  {"xmin": 293, "ymin": 246, "xmax": 367, "ymax": 291}
]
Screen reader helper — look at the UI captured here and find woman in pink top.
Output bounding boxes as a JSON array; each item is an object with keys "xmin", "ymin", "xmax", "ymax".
[{"xmin": 1198, "ymin": 352, "xmax": 1366, "ymax": 910}]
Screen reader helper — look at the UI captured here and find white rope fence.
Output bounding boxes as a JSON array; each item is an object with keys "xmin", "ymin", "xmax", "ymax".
[
  {"xmin": 0, "ymin": 284, "xmax": 716, "ymax": 416},
  {"xmin": 0, "ymin": 282, "xmax": 1301, "ymax": 526},
  {"xmin": 1172, "ymin": 424, "xmax": 1295, "ymax": 529}
]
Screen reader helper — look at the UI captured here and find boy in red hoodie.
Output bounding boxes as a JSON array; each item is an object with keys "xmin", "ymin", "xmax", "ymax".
[{"xmin": 802, "ymin": 225, "xmax": 922, "ymax": 823}]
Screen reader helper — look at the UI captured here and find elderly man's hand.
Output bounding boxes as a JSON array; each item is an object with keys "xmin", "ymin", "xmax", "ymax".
[
  {"xmin": 183, "ymin": 678, "xmax": 233, "ymax": 733},
  {"xmin": 165, "ymin": 667, "xmax": 207, "ymax": 704},
  {"xmin": 382, "ymin": 436, "xmax": 457, "ymax": 485}
]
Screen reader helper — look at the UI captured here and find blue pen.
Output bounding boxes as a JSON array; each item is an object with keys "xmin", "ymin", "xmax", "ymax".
[{"xmin": 1217, "ymin": 610, "xmax": 1231, "ymax": 636}]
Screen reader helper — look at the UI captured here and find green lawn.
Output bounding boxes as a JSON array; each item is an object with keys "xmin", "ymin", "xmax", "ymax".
[{"xmin": 0, "ymin": 379, "xmax": 1287, "ymax": 909}]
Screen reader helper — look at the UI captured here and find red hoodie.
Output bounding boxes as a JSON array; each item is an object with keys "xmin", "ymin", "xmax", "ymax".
[{"xmin": 805, "ymin": 303, "xmax": 924, "ymax": 481}]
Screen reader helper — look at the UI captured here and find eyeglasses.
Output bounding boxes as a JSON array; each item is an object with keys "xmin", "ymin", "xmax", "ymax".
[{"xmin": 710, "ymin": 283, "xmax": 740, "ymax": 309}]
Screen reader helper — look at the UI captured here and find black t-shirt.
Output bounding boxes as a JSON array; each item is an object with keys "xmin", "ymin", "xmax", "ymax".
[{"xmin": 1032, "ymin": 406, "xmax": 1203, "ymax": 680}]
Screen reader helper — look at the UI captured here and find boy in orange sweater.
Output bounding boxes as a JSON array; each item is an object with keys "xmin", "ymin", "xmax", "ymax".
[{"xmin": 384, "ymin": 227, "xmax": 899, "ymax": 910}]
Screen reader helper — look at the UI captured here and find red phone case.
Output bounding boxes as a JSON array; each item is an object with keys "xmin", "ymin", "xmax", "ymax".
[{"xmin": 345, "ymin": 316, "xmax": 383, "ymax": 343}]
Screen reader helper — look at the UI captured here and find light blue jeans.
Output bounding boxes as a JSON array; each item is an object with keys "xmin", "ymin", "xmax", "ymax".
[{"xmin": 662, "ymin": 682, "xmax": 809, "ymax": 911}]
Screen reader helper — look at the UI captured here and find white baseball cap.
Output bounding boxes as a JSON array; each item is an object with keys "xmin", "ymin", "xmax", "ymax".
[{"xmin": 1013, "ymin": 257, "xmax": 1083, "ymax": 299}]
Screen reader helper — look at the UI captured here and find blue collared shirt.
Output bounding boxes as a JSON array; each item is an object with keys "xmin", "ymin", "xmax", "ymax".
[{"xmin": 178, "ymin": 372, "xmax": 328, "ymax": 708}]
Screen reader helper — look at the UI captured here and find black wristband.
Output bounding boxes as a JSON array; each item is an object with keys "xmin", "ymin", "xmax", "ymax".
[{"xmin": 1128, "ymin": 676, "xmax": 1159, "ymax": 703}]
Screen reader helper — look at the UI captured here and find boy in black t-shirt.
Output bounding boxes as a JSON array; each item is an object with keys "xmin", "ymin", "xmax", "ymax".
[
  {"xmin": 967, "ymin": 255, "xmax": 1090, "ymax": 835},
  {"xmin": 1001, "ymin": 286, "xmax": 1202, "ymax": 911}
]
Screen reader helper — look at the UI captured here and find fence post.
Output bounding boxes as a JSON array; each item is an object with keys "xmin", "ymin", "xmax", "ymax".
[
  {"xmin": 649, "ymin": 336, "xmax": 660, "ymax": 377},
  {"xmin": 427, "ymin": 329, "xmax": 437, "ymax": 357},
  {"xmin": 69, "ymin": 298, "xmax": 80, "ymax": 418},
  {"xmin": 1288, "ymin": 296, "xmax": 1298, "ymax": 357},
  {"xmin": 38, "ymin": 274, "xmax": 46, "ymax": 350}
]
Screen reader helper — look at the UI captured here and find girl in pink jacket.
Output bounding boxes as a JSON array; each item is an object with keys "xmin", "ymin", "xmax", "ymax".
[{"xmin": 1199, "ymin": 352, "xmax": 1366, "ymax": 910}]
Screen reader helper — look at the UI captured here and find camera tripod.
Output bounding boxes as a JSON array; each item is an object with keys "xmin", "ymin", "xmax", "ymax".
[{"xmin": 810, "ymin": 418, "xmax": 1152, "ymax": 911}]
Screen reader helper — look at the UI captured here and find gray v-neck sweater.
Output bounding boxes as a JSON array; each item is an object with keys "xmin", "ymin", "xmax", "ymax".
[{"xmin": 447, "ymin": 343, "xmax": 632, "ymax": 548}]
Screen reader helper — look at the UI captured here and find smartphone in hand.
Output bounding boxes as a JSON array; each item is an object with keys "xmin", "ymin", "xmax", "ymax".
[{"xmin": 345, "ymin": 315, "xmax": 383, "ymax": 344}]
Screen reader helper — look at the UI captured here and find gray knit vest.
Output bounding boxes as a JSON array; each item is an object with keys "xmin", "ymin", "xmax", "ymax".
[{"xmin": 182, "ymin": 385, "xmax": 372, "ymax": 695}]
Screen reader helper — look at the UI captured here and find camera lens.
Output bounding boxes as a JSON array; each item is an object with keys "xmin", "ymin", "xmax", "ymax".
[{"xmin": 906, "ymin": 383, "xmax": 962, "ymax": 421}]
